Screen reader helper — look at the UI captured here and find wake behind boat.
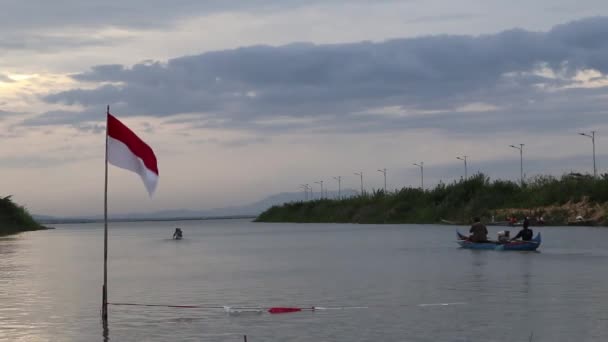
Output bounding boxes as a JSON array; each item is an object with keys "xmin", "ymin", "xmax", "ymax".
[{"xmin": 456, "ymin": 231, "xmax": 541, "ymax": 251}]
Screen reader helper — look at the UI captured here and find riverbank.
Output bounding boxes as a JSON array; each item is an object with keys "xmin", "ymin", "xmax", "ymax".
[
  {"xmin": 256, "ymin": 173, "xmax": 608, "ymax": 226},
  {"xmin": 0, "ymin": 195, "xmax": 46, "ymax": 236}
]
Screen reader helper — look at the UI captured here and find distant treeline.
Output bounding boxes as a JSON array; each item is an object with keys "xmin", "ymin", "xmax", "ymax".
[
  {"xmin": 255, "ymin": 173, "xmax": 608, "ymax": 225},
  {"xmin": 0, "ymin": 195, "xmax": 45, "ymax": 236}
]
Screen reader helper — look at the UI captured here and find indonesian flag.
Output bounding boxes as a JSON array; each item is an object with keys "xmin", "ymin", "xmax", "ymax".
[{"xmin": 107, "ymin": 113, "xmax": 159, "ymax": 195}]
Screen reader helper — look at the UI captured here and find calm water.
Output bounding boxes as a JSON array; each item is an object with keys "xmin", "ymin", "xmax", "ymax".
[{"xmin": 1, "ymin": 220, "xmax": 608, "ymax": 341}]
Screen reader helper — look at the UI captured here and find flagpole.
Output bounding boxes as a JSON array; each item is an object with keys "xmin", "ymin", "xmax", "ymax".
[{"xmin": 102, "ymin": 105, "xmax": 109, "ymax": 322}]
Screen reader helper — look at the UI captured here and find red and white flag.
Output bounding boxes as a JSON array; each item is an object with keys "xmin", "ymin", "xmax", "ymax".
[{"xmin": 107, "ymin": 113, "xmax": 159, "ymax": 195}]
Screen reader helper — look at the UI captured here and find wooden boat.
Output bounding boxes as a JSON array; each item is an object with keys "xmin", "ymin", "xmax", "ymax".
[
  {"xmin": 487, "ymin": 221, "xmax": 522, "ymax": 227},
  {"xmin": 440, "ymin": 219, "xmax": 463, "ymax": 225},
  {"xmin": 567, "ymin": 219, "xmax": 596, "ymax": 226},
  {"xmin": 456, "ymin": 231, "xmax": 541, "ymax": 251}
]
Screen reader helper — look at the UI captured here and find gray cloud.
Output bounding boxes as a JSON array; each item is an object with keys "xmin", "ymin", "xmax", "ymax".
[
  {"xmin": 0, "ymin": 155, "xmax": 83, "ymax": 168},
  {"xmin": 2, "ymin": 1, "xmax": 397, "ymax": 52},
  {"xmin": 35, "ymin": 17, "xmax": 608, "ymax": 135},
  {"xmin": 0, "ymin": 33, "xmax": 126, "ymax": 52},
  {"xmin": 1, "ymin": 0, "xmax": 398, "ymax": 32},
  {"xmin": 190, "ymin": 136, "xmax": 270, "ymax": 148}
]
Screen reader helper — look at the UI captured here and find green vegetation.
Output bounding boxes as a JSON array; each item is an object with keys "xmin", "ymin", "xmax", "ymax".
[
  {"xmin": 256, "ymin": 173, "xmax": 608, "ymax": 225},
  {"xmin": 0, "ymin": 195, "xmax": 45, "ymax": 236}
]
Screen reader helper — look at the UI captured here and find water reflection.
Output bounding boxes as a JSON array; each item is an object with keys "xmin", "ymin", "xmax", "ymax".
[
  {"xmin": 102, "ymin": 318, "xmax": 109, "ymax": 342},
  {"xmin": 3, "ymin": 222, "xmax": 608, "ymax": 341}
]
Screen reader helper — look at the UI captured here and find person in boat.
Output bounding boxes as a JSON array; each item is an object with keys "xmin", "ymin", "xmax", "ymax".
[
  {"xmin": 469, "ymin": 217, "xmax": 488, "ymax": 242},
  {"xmin": 511, "ymin": 218, "xmax": 533, "ymax": 241},
  {"xmin": 173, "ymin": 228, "xmax": 183, "ymax": 239},
  {"xmin": 536, "ymin": 216, "xmax": 545, "ymax": 225}
]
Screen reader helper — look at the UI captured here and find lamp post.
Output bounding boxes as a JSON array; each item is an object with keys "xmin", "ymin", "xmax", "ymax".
[
  {"xmin": 509, "ymin": 144, "xmax": 524, "ymax": 186},
  {"xmin": 314, "ymin": 181, "xmax": 324, "ymax": 199},
  {"xmin": 354, "ymin": 172, "xmax": 364, "ymax": 195},
  {"xmin": 456, "ymin": 156, "xmax": 468, "ymax": 180},
  {"xmin": 377, "ymin": 168, "xmax": 387, "ymax": 193},
  {"xmin": 333, "ymin": 176, "xmax": 342, "ymax": 199},
  {"xmin": 413, "ymin": 162, "xmax": 424, "ymax": 189},
  {"xmin": 299, "ymin": 184, "xmax": 309, "ymax": 201},
  {"xmin": 579, "ymin": 131, "xmax": 597, "ymax": 178}
]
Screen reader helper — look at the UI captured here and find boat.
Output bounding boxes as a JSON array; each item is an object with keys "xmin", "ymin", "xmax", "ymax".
[
  {"xmin": 487, "ymin": 221, "xmax": 523, "ymax": 227},
  {"xmin": 456, "ymin": 231, "xmax": 541, "ymax": 251},
  {"xmin": 440, "ymin": 219, "xmax": 463, "ymax": 225},
  {"xmin": 567, "ymin": 218, "xmax": 596, "ymax": 226}
]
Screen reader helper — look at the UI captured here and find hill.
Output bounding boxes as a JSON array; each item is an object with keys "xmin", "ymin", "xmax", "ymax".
[
  {"xmin": 1, "ymin": 195, "xmax": 46, "ymax": 236},
  {"xmin": 34, "ymin": 189, "xmax": 358, "ymax": 223}
]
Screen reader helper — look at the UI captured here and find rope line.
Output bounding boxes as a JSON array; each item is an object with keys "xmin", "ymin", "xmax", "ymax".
[{"xmin": 108, "ymin": 302, "xmax": 464, "ymax": 310}]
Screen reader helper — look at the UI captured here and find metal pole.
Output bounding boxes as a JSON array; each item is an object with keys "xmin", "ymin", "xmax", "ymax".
[
  {"xmin": 579, "ymin": 131, "xmax": 597, "ymax": 177},
  {"xmin": 457, "ymin": 156, "xmax": 467, "ymax": 180},
  {"xmin": 354, "ymin": 172, "xmax": 363, "ymax": 195},
  {"xmin": 593, "ymin": 131, "xmax": 597, "ymax": 178},
  {"xmin": 321, "ymin": 181, "xmax": 324, "ymax": 198},
  {"xmin": 520, "ymin": 145, "xmax": 523, "ymax": 185},
  {"xmin": 102, "ymin": 105, "xmax": 109, "ymax": 322},
  {"xmin": 300, "ymin": 185, "xmax": 308, "ymax": 201},
  {"xmin": 333, "ymin": 176, "xmax": 341, "ymax": 199},
  {"xmin": 413, "ymin": 162, "xmax": 423, "ymax": 189},
  {"xmin": 361, "ymin": 173, "xmax": 363, "ymax": 194},
  {"xmin": 315, "ymin": 181, "xmax": 323, "ymax": 199},
  {"xmin": 509, "ymin": 144, "xmax": 524, "ymax": 186},
  {"xmin": 377, "ymin": 168, "xmax": 387, "ymax": 193}
]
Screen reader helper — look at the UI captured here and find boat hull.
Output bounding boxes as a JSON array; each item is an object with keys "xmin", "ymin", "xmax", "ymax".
[{"xmin": 456, "ymin": 231, "xmax": 541, "ymax": 251}]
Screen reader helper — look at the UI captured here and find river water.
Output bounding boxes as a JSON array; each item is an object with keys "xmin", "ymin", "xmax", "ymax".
[{"xmin": 1, "ymin": 219, "xmax": 607, "ymax": 341}]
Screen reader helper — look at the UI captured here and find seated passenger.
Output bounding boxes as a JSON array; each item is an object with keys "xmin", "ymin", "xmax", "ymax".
[
  {"xmin": 469, "ymin": 217, "xmax": 488, "ymax": 242},
  {"xmin": 511, "ymin": 218, "xmax": 533, "ymax": 241}
]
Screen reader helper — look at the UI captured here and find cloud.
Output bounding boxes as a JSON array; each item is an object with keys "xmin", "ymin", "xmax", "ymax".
[
  {"xmin": 33, "ymin": 17, "xmax": 608, "ymax": 135},
  {"xmin": 1, "ymin": 0, "xmax": 397, "ymax": 32},
  {"xmin": 0, "ymin": 33, "xmax": 125, "ymax": 52},
  {"xmin": 0, "ymin": 74, "xmax": 15, "ymax": 82}
]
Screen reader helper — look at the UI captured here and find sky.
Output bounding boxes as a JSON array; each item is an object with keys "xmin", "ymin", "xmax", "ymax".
[{"xmin": 2, "ymin": 0, "xmax": 608, "ymax": 216}]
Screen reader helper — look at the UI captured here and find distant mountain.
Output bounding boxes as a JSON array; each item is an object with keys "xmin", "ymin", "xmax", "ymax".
[{"xmin": 34, "ymin": 189, "xmax": 359, "ymax": 223}]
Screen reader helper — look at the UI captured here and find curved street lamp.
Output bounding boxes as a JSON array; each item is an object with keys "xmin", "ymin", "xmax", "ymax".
[
  {"xmin": 579, "ymin": 131, "xmax": 597, "ymax": 178},
  {"xmin": 509, "ymin": 144, "xmax": 524, "ymax": 186},
  {"xmin": 413, "ymin": 162, "xmax": 424, "ymax": 189},
  {"xmin": 456, "ymin": 156, "xmax": 468, "ymax": 180}
]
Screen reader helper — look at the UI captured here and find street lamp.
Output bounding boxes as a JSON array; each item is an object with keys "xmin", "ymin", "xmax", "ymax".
[
  {"xmin": 377, "ymin": 168, "xmax": 387, "ymax": 193},
  {"xmin": 456, "ymin": 156, "xmax": 468, "ymax": 180},
  {"xmin": 299, "ymin": 184, "xmax": 309, "ymax": 201},
  {"xmin": 333, "ymin": 176, "xmax": 342, "ymax": 199},
  {"xmin": 314, "ymin": 181, "xmax": 324, "ymax": 199},
  {"xmin": 413, "ymin": 162, "xmax": 424, "ymax": 189},
  {"xmin": 354, "ymin": 172, "xmax": 364, "ymax": 195},
  {"xmin": 579, "ymin": 131, "xmax": 597, "ymax": 178},
  {"xmin": 509, "ymin": 144, "xmax": 524, "ymax": 186}
]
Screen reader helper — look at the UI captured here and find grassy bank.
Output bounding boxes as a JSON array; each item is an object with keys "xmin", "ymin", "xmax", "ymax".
[
  {"xmin": 256, "ymin": 173, "xmax": 608, "ymax": 225},
  {"xmin": 0, "ymin": 195, "xmax": 46, "ymax": 236}
]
